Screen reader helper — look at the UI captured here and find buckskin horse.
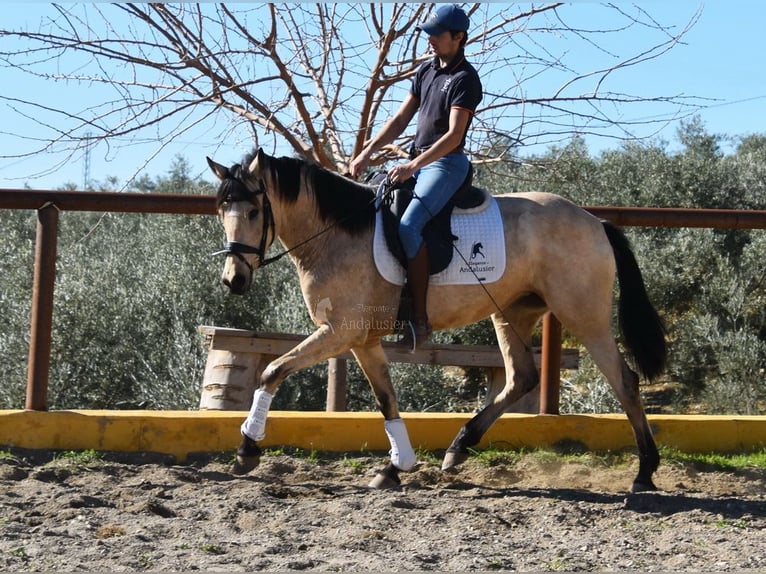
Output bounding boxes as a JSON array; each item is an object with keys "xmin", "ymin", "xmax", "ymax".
[{"xmin": 207, "ymin": 148, "xmax": 667, "ymax": 492}]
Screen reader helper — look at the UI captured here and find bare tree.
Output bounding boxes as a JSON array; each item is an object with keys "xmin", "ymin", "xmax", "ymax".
[{"xmin": 0, "ymin": 3, "xmax": 702, "ymax": 181}]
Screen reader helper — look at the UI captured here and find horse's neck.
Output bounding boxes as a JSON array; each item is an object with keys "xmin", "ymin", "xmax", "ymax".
[{"xmin": 271, "ymin": 193, "xmax": 331, "ymax": 262}]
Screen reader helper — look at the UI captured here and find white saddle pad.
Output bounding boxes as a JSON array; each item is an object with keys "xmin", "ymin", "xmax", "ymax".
[{"xmin": 373, "ymin": 193, "xmax": 506, "ymax": 286}]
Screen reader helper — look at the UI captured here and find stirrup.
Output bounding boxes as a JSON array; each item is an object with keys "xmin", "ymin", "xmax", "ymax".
[{"xmin": 397, "ymin": 319, "xmax": 432, "ymax": 353}]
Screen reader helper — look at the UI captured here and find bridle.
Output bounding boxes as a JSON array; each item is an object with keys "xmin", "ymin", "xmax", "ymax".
[
  {"xmin": 213, "ymin": 169, "xmax": 388, "ymax": 275},
  {"xmin": 211, "ymin": 178, "xmax": 286, "ymax": 273}
]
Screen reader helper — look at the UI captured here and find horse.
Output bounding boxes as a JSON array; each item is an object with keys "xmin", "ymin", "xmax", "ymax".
[{"xmin": 206, "ymin": 148, "xmax": 667, "ymax": 493}]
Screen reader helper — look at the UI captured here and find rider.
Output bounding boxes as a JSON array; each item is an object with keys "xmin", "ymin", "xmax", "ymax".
[{"xmin": 349, "ymin": 4, "xmax": 483, "ymax": 352}]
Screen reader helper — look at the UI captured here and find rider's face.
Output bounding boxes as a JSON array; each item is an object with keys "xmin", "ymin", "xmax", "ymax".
[{"xmin": 427, "ymin": 30, "xmax": 463, "ymax": 63}]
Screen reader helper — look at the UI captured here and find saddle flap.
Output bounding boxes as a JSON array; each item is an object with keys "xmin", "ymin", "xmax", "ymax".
[
  {"xmin": 372, "ymin": 162, "xmax": 491, "ymax": 275},
  {"xmin": 378, "ymin": 183, "xmax": 455, "ymax": 275}
]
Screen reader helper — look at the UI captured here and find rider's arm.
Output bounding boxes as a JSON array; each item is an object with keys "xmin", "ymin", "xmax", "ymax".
[
  {"xmin": 349, "ymin": 94, "xmax": 419, "ymax": 178},
  {"xmin": 387, "ymin": 106, "xmax": 471, "ymax": 183}
]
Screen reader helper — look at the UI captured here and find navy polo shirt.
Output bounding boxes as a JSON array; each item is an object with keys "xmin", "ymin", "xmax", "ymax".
[{"xmin": 410, "ymin": 48, "xmax": 483, "ymax": 151}]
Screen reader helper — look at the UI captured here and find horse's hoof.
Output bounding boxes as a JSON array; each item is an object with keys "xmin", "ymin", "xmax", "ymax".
[
  {"xmin": 368, "ymin": 472, "xmax": 401, "ymax": 489},
  {"xmin": 230, "ymin": 454, "xmax": 260, "ymax": 475},
  {"xmin": 441, "ymin": 450, "xmax": 469, "ymax": 471},
  {"xmin": 631, "ymin": 478, "xmax": 658, "ymax": 493},
  {"xmin": 368, "ymin": 462, "xmax": 401, "ymax": 489},
  {"xmin": 231, "ymin": 434, "xmax": 262, "ymax": 475}
]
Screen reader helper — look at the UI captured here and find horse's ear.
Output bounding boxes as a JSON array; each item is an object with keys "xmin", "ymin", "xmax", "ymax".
[
  {"xmin": 207, "ymin": 157, "xmax": 230, "ymax": 181},
  {"xmin": 249, "ymin": 148, "xmax": 268, "ymax": 176}
]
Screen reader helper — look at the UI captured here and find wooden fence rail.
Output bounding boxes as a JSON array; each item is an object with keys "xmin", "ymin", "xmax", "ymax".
[
  {"xmin": 2, "ymin": 188, "xmax": 766, "ymax": 413},
  {"xmin": 197, "ymin": 326, "xmax": 581, "ymax": 413}
]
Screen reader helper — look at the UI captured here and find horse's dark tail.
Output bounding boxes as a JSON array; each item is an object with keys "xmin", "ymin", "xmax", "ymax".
[{"xmin": 602, "ymin": 221, "xmax": 667, "ymax": 382}]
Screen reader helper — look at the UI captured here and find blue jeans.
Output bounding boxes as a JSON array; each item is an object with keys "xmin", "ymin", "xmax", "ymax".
[{"xmin": 398, "ymin": 153, "xmax": 470, "ymax": 259}]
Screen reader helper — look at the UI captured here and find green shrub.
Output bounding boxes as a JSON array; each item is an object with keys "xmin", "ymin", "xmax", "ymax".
[{"xmin": 3, "ymin": 124, "xmax": 765, "ymax": 414}]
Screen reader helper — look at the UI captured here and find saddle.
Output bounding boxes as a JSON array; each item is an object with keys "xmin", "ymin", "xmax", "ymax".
[{"xmin": 373, "ymin": 163, "xmax": 486, "ymax": 274}]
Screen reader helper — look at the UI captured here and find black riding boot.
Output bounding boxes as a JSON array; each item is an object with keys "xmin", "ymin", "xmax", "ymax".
[{"xmin": 398, "ymin": 243, "xmax": 432, "ymax": 353}]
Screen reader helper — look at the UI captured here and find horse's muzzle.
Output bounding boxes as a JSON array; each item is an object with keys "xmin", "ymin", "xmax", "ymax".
[{"xmin": 222, "ymin": 272, "xmax": 250, "ymax": 295}]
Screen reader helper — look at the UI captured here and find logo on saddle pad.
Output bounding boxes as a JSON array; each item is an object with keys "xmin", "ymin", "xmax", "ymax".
[{"xmin": 470, "ymin": 241, "xmax": 485, "ymax": 260}]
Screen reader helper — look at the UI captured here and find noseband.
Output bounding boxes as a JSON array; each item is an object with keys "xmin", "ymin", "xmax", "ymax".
[{"xmin": 212, "ymin": 179, "xmax": 285, "ymax": 271}]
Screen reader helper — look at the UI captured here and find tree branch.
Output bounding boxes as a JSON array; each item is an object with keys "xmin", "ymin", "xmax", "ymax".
[{"xmin": 0, "ymin": 3, "xmax": 705, "ymax": 181}]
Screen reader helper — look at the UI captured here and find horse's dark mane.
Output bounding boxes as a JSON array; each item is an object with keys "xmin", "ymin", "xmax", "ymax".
[
  {"xmin": 215, "ymin": 162, "xmax": 256, "ymax": 206},
  {"xmin": 245, "ymin": 151, "xmax": 376, "ymax": 236}
]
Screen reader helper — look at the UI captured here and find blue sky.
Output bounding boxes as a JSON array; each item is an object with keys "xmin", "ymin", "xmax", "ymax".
[{"xmin": 1, "ymin": 2, "xmax": 765, "ymax": 190}]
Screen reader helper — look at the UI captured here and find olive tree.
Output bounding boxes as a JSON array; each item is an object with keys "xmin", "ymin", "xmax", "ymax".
[{"xmin": 504, "ymin": 123, "xmax": 766, "ymax": 414}]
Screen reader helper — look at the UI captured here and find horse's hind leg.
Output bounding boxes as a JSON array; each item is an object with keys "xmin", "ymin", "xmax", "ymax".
[
  {"xmin": 351, "ymin": 343, "xmax": 417, "ymax": 489},
  {"xmin": 442, "ymin": 309, "xmax": 541, "ymax": 470},
  {"xmin": 546, "ymin": 265, "xmax": 659, "ymax": 490},
  {"xmin": 569, "ymin": 325, "xmax": 659, "ymax": 492}
]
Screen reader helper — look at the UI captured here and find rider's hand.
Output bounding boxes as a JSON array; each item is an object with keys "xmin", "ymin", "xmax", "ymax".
[
  {"xmin": 349, "ymin": 151, "xmax": 370, "ymax": 179},
  {"xmin": 388, "ymin": 161, "xmax": 417, "ymax": 183}
]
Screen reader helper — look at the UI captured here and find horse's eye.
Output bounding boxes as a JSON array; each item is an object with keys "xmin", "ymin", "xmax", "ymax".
[{"xmin": 248, "ymin": 207, "xmax": 260, "ymax": 221}]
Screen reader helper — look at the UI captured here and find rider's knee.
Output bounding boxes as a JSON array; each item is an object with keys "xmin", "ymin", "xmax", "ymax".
[{"xmin": 398, "ymin": 223, "xmax": 423, "ymax": 259}]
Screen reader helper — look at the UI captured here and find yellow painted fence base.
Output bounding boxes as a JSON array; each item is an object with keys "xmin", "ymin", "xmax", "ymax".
[{"xmin": 1, "ymin": 410, "xmax": 764, "ymax": 463}]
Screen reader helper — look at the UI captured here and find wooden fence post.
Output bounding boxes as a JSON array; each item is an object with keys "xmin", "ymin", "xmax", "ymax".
[
  {"xmin": 26, "ymin": 203, "xmax": 59, "ymax": 411},
  {"xmin": 539, "ymin": 312, "xmax": 562, "ymax": 415},
  {"xmin": 326, "ymin": 357, "xmax": 348, "ymax": 411}
]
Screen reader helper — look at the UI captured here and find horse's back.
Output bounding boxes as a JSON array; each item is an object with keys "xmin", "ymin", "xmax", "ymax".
[
  {"xmin": 495, "ymin": 191, "xmax": 596, "ymax": 224},
  {"xmin": 493, "ymin": 190, "xmax": 615, "ymax": 286},
  {"xmin": 496, "ymin": 190, "xmax": 606, "ymax": 243}
]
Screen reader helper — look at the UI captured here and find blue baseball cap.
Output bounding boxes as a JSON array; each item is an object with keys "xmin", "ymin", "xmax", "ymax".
[{"xmin": 416, "ymin": 4, "xmax": 470, "ymax": 35}]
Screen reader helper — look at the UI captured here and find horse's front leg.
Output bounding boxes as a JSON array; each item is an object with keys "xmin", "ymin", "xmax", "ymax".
[
  {"xmin": 351, "ymin": 343, "xmax": 417, "ymax": 489},
  {"xmin": 232, "ymin": 323, "xmax": 352, "ymax": 475}
]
